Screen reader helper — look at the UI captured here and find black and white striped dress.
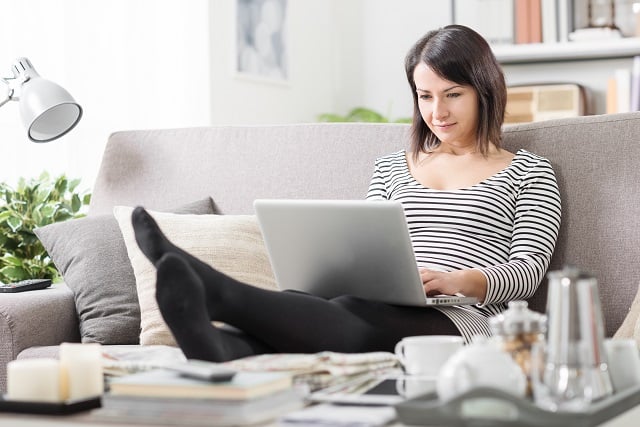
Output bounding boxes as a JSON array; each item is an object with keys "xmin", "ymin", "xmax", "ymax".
[{"xmin": 366, "ymin": 149, "xmax": 562, "ymax": 342}]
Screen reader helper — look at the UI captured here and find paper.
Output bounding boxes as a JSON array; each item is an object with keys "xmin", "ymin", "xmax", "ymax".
[
  {"xmin": 281, "ymin": 403, "xmax": 396, "ymax": 427},
  {"xmin": 226, "ymin": 351, "xmax": 400, "ymax": 390}
]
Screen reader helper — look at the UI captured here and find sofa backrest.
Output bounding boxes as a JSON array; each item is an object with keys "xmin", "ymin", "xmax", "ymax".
[
  {"xmin": 501, "ymin": 112, "xmax": 640, "ymax": 336},
  {"xmin": 90, "ymin": 123, "xmax": 411, "ymax": 215},
  {"xmin": 91, "ymin": 113, "xmax": 640, "ymax": 336}
]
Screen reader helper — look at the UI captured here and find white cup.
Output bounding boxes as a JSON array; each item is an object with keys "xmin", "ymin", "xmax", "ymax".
[
  {"xmin": 395, "ymin": 377, "xmax": 437, "ymax": 398},
  {"xmin": 394, "ymin": 335, "xmax": 464, "ymax": 377},
  {"xmin": 604, "ymin": 338, "xmax": 640, "ymax": 393}
]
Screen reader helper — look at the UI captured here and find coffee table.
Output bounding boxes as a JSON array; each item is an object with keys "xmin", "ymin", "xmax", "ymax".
[{"xmin": 2, "ymin": 402, "xmax": 640, "ymax": 427}]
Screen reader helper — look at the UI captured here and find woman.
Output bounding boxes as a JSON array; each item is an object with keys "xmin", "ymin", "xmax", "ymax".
[{"xmin": 131, "ymin": 24, "xmax": 561, "ymax": 362}]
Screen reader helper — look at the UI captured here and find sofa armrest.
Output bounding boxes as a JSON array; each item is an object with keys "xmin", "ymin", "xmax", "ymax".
[{"xmin": 0, "ymin": 283, "xmax": 80, "ymax": 392}]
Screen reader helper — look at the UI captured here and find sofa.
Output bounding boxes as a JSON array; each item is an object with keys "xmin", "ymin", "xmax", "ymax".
[{"xmin": 1, "ymin": 113, "xmax": 640, "ymax": 393}]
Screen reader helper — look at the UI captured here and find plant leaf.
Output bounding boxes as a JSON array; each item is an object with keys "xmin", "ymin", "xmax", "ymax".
[
  {"xmin": 0, "ymin": 211, "xmax": 12, "ymax": 223},
  {"xmin": 0, "ymin": 266, "xmax": 28, "ymax": 281},
  {"xmin": 1, "ymin": 255, "xmax": 23, "ymax": 267},
  {"xmin": 6, "ymin": 216, "xmax": 22, "ymax": 232},
  {"xmin": 0, "ymin": 172, "xmax": 91, "ymax": 281},
  {"xmin": 71, "ymin": 194, "xmax": 81, "ymax": 213}
]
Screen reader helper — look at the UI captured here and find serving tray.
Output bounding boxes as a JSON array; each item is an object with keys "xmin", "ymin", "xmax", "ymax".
[
  {"xmin": 0, "ymin": 395, "xmax": 101, "ymax": 415},
  {"xmin": 394, "ymin": 385, "xmax": 640, "ymax": 427}
]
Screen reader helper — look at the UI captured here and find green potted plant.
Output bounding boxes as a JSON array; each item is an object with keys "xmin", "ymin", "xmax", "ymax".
[
  {"xmin": 317, "ymin": 107, "xmax": 411, "ymax": 123},
  {"xmin": 0, "ymin": 172, "xmax": 91, "ymax": 283}
]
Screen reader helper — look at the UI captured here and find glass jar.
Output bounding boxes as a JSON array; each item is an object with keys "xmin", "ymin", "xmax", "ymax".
[{"xmin": 489, "ymin": 301, "xmax": 547, "ymax": 397}]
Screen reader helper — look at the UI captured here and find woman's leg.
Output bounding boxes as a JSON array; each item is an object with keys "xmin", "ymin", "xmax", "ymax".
[
  {"xmin": 154, "ymin": 253, "xmax": 275, "ymax": 361},
  {"xmin": 133, "ymin": 207, "xmax": 460, "ymax": 361}
]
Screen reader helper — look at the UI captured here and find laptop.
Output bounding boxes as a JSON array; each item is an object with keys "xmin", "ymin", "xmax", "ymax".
[{"xmin": 253, "ymin": 199, "xmax": 478, "ymax": 307}]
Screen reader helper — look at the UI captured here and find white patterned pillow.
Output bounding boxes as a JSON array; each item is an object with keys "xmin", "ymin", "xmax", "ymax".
[{"xmin": 113, "ymin": 207, "xmax": 277, "ymax": 346}]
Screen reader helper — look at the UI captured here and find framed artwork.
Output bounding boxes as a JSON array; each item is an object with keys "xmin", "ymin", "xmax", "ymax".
[{"xmin": 235, "ymin": 0, "xmax": 289, "ymax": 83}]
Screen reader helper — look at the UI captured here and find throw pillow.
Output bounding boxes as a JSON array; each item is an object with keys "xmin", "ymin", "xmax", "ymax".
[
  {"xmin": 35, "ymin": 198, "xmax": 216, "ymax": 344},
  {"xmin": 113, "ymin": 207, "xmax": 277, "ymax": 346},
  {"xmin": 614, "ymin": 281, "xmax": 640, "ymax": 347}
]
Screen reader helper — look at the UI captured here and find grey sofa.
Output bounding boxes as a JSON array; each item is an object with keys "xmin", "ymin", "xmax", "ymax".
[{"xmin": 1, "ymin": 113, "xmax": 640, "ymax": 392}]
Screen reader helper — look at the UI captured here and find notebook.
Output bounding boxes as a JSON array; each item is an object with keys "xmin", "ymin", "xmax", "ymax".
[{"xmin": 253, "ymin": 199, "xmax": 478, "ymax": 307}]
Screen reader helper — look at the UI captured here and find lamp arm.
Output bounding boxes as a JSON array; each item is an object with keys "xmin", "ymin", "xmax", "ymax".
[{"xmin": 0, "ymin": 76, "xmax": 15, "ymax": 108}]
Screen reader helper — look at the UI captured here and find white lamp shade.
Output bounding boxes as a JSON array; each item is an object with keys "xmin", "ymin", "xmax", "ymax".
[{"xmin": 19, "ymin": 76, "xmax": 82, "ymax": 143}]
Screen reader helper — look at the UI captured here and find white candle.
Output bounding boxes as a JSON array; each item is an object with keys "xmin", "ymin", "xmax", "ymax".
[
  {"xmin": 59, "ymin": 343, "xmax": 104, "ymax": 400},
  {"xmin": 7, "ymin": 358, "xmax": 66, "ymax": 402}
]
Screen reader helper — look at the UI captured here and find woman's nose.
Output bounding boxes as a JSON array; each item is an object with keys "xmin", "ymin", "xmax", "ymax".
[{"xmin": 432, "ymin": 99, "xmax": 449, "ymax": 120}]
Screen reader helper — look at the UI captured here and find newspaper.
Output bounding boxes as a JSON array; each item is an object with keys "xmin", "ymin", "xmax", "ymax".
[
  {"xmin": 225, "ymin": 351, "xmax": 400, "ymax": 390},
  {"xmin": 102, "ymin": 346, "xmax": 400, "ymax": 391}
]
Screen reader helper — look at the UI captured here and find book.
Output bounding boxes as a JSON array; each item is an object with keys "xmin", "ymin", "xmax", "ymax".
[
  {"xmin": 529, "ymin": 0, "xmax": 543, "ymax": 43},
  {"xmin": 556, "ymin": 0, "xmax": 573, "ymax": 42},
  {"xmin": 454, "ymin": 0, "xmax": 514, "ymax": 45},
  {"xmin": 631, "ymin": 56, "xmax": 640, "ymax": 111},
  {"xmin": 615, "ymin": 68, "xmax": 632, "ymax": 113},
  {"xmin": 92, "ymin": 386, "xmax": 306, "ymax": 426},
  {"xmin": 541, "ymin": 0, "xmax": 558, "ymax": 43},
  {"xmin": 108, "ymin": 368, "xmax": 293, "ymax": 400},
  {"xmin": 515, "ymin": 0, "xmax": 532, "ymax": 44},
  {"xmin": 607, "ymin": 77, "xmax": 618, "ymax": 114}
]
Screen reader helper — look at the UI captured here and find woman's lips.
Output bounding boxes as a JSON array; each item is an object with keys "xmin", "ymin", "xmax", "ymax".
[{"xmin": 434, "ymin": 122, "xmax": 455, "ymax": 130}]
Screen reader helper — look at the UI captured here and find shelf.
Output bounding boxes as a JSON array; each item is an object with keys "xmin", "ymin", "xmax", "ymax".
[{"xmin": 493, "ymin": 37, "xmax": 640, "ymax": 64}]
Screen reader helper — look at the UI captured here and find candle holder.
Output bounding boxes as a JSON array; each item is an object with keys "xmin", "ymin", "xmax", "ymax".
[
  {"xmin": 569, "ymin": 0, "xmax": 623, "ymax": 41},
  {"xmin": 587, "ymin": 0, "xmax": 619, "ymax": 29}
]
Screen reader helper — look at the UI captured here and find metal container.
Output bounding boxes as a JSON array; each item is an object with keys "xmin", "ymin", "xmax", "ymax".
[{"xmin": 534, "ymin": 267, "xmax": 613, "ymax": 411}]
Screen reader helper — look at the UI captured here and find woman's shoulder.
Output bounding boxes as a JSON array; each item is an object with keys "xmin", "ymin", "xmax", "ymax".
[
  {"xmin": 512, "ymin": 149, "xmax": 554, "ymax": 169},
  {"xmin": 376, "ymin": 149, "xmax": 406, "ymax": 162},
  {"xmin": 508, "ymin": 149, "xmax": 558, "ymax": 186},
  {"xmin": 373, "ymin": 150, "xmax": 408, "ymax": 169}
]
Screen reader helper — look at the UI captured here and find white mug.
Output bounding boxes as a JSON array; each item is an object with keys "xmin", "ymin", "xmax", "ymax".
[
  {"xmin": 395, "ymin": 377, "xmax": 437, "ymax": 399},
  {"xmin": 394, "ymin": 335, "xmax": 464, "ymax": 377},
  {"xmin": 604, "ymin": 338, "xmax": 640, "ymax": 392}
]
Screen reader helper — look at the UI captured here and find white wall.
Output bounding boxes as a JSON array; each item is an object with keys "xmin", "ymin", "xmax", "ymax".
[
  {"xmin": 360, "ymin": 0, "xmax": 453, "ymax": 121},
  {"xmin": 0, "ymin": 0, "xmax": 211, "ymax": 188},
  {"xmin": 0, "ymin": 0, "xmax": 453, "ymax": 188},
  {"xmin": 208, "ymin": 0, "xmax": 339, "ymax": 125},
  {"xmin": 207, "ymin": 0, "xmax": 453, "ymax": 125}
]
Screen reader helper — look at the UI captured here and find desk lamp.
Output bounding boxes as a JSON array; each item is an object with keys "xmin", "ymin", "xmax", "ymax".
[{"xmin": 0, "ymin": 57, "xmax": 82, "ymax": 142}]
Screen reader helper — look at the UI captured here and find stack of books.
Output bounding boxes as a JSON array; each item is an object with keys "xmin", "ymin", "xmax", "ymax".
[{"xmin": 91, "ymin": 367, "xmax": 305, "ymax": 426}]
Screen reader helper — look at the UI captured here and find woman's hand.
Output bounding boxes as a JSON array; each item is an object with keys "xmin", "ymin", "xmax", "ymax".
[{"xmin": 419, "ymin": 268, "xmax": 487, "ymax": 301}]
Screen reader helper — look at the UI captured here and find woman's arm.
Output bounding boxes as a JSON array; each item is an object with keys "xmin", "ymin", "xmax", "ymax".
[
  {"xmin": 475, "ymin": 157, "xmax": 561, "ymax": 305},
  {"xmin": 420, "ymin": 157, "xmax": 561, "ymax": 304},
  {"xmin": 421, "ymin": 268, "xmax": 488, "ymax": 300}
]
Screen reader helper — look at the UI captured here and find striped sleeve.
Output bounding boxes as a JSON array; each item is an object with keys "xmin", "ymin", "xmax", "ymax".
[
  {"xmin": 477, "ymin": 157, "xmax": 562, "ymax": 305},
  {"xmin": 366, "ymin": 158, "xmax": 388, "ymax": 200}
]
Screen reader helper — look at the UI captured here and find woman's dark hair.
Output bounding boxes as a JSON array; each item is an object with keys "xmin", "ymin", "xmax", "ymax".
[{"xmin": 404, "ymin": 25, "xmax": 506, "ymax": 159}]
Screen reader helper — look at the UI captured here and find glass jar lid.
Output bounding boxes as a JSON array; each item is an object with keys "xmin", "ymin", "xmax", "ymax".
[{"xmin": 489, "ymin": 300, "xmax": 547, "ymax": 336}]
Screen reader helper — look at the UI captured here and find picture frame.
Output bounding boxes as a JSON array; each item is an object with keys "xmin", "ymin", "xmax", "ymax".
[{"xmin": 234, "ymin": 0, "xmax": 289, "ymax": 84}]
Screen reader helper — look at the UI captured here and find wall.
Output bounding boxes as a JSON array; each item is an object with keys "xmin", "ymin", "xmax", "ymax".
[
  {"xmin": 360, "ymin": 0, "xmax": 453, "ymax": 121},
  {"xmin": 0, "ymin": 0, "xmax": 211, "ymax": 188},
  {"xmin": 0, "ymin": 0, "xmax": 459, "ymax": 188},
  {"xmin": 207, "ymin": 0, "xmax": 453, "ymax": 125},
  {"xmin": 208, "ymin": 0, "xmax": 341, "ymax": 125}
]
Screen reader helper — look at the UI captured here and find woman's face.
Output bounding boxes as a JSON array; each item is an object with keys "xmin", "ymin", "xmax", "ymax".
[{"xmin": 413, "ymin": 62, "xmax": 479, "ymax": 148}]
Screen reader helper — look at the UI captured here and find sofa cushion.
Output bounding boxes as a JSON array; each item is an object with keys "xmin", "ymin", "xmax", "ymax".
[
  {"xmin": 614, "ymin": 282, "xmax": 640, "ymax": 347},
  {"xmin": 113, "ymin": 207, "xmax": 277, "ymax": 346},
  {"xmin": 34, "ymin": 198, "xmax": 215, "ymax": 345}
]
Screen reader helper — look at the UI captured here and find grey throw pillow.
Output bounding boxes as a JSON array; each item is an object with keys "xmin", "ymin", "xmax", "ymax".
[{"xmin": 34, "ymin": 198, "xmax": 215, "ymax": 344}]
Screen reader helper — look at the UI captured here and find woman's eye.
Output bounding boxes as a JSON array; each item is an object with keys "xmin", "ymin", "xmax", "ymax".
[
  {"xmin": 447, "ymin": 92, "xmax": 461, "ymax": 98},
  {"xmin": 419, "ymin": 94, "xmax": 431, "ymax": 100}
]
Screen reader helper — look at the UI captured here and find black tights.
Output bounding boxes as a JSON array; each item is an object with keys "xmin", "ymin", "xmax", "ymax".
[{"xmin": 132, "ymin": 207, "xmax": 460, "ymax": 362}]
